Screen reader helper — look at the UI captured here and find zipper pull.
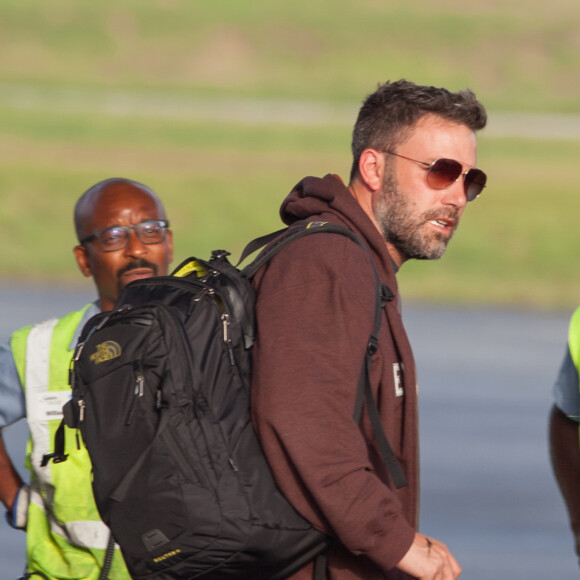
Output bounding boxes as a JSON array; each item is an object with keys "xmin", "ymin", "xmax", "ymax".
[
  {"xmin": 135, "ymin": 370, "xmax": 144, "ymax": 397},
  {"xmin": 69, "ymin": 342, "xmax": 85, "ymax": 389},
  {"xmin": 78, "ymin": 399, "xmax": 85, "ymax": 423},
  {"xmin": 221, "ymin": 313, "xmax": 236, "ymax": 366},
  {"xmin": 127, "ymin": 368, "xmax": 144, "ymax": 425},
  {"xmin": 222, "ymin": 313, "xmax": 230, "ymax": 342},
  {"xmin": 73, "ymin": 342, "xmax": 85, "ymax": 362}
]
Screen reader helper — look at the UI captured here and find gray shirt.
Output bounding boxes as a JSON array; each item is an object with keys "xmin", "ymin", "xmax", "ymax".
[{"xmin": 553, "ymin": 344, "xmax": 580, "ymax": 422}]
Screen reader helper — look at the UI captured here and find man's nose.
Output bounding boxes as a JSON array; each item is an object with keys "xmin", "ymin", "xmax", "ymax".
[
  {"xmin": 123, "ymin": 229, "xmax": 148, "ymax": 257},
  {"xmin": 441, "ymin": 179, "xmax": 468, "ymax": 209}
]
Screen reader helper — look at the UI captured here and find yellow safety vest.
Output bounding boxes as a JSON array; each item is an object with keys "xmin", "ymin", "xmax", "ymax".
[
  {"xmin": 567, "ymin": 306, "xmax": 580, "ymax": 444},
  {"xmin": 11, "ymin": 305, "xmax": 130, "ymax": 580},
  {"xmin": 569, "ymin": 306, "xmax": 580, "ymax": 372}
]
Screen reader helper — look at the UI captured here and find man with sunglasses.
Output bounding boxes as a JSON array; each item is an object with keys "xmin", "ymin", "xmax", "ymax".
[
  {"xmin": 0, "ymin": 177, "xmax": 173, "ymax": 579},
  {"xmin": 251, "ymin": 80, "xmax": 487, "ymax": 580}
]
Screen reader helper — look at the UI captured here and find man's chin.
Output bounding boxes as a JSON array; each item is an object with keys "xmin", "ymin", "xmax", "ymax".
[{"xmin": 398, "ymin": 239, "xmax": 448, "ymax": 261}]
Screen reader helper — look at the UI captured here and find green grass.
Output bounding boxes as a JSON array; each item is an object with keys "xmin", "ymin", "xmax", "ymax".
[
  {"xmin": 0, "ymin": 0, "xmax": 579, "ymax": 310},
  {"xmin": 1, "ymin": 0, "xmax": 580, "ymax": 110}
]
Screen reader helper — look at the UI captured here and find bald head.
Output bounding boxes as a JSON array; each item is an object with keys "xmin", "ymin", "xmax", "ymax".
[
  {"xmin": 74, "ymin": 178, "xmax": 167, "ymax": 243},
  {"xmin": 73, "ymin": 177, "xmax": 173, "ymax": 311}
]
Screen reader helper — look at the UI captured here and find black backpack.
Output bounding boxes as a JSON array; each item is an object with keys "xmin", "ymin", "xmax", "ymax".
[{"xmin": 47, "ymin": 221, "xmax": 406, "ymax": 579}]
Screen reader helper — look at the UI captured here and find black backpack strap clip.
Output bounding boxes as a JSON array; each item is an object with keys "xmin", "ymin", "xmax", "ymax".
[
  {"xmin": 381, "ymin": 283, "xmax": 395, "ymax": 304},
  {"xmin": 40, "ymin": 420, "xmax": 68, "ymax": 467}
]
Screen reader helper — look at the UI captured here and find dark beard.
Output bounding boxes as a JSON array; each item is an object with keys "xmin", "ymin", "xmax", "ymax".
[
  {"xmin": 373, "ymin": 172, "xmax": 458, "ymax": 261},
  {"xmin": 116, "ymin": 258, "xmax": 159, "ymax": 291}
]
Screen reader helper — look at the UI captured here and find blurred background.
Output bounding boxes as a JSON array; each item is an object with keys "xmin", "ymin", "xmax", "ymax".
[
  {"xmin": 1, "ymin": 0, "xmax": 579, "ymax": 577},
  {"xmin": 0, "ymin": 0, "xmax": 579, "ymax": 308}
]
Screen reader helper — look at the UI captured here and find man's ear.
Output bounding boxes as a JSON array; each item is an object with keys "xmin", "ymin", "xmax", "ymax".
[
  {"xmin": 73, "ymin": 245, "xmax": 93, "ymax": 278},
  {"xmin": 358, "ymin": 148, "xmax": 385, "ymax": 193}
]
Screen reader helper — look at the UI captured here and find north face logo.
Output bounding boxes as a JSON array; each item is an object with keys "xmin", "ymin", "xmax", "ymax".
[{"xmin": 90, "ymin": 341, "xmax": 122, "ymax": 364}]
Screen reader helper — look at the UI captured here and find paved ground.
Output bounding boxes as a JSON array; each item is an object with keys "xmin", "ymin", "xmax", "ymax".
[
  {"xmin": 0, "ymin": 286, "xmax": 577, "ymax": 578},
  {"xmin": 404, "ymin": 304, "xmax": 577, "ymax": 579}
]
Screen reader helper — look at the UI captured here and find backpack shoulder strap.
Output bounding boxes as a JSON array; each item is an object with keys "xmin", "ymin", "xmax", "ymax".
[
  {"xmin": 240, "ymin": 221, "xmax": 370, "ymax": 278},
  {"xmin": 352, "ymin": 282, "xmax": 407, "ymax": 489},
  {"xmin": 241, "ymin": 220, "xmax": 407, "ymax": 489},
  {"xmin": 235, "ymin": 226, "xmax": 289, "ymax": 266}
]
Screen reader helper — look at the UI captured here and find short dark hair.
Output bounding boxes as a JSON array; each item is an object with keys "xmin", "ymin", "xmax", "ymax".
[{"xmin": 349, "ymin": 79, "xmax": 487, "ymax": 181}]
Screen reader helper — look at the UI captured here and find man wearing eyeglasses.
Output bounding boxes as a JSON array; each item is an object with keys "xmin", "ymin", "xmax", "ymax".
[
  {"xmin": 251, "ymin": 80, "xmax": 487, "ymax": 580},
  {"xmin": 0, "ymin": 177, "xmax": 173, "ymax": 579}
]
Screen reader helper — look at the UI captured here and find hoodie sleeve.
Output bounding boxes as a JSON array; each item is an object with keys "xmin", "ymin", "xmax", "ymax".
[{"xmin": 251, "ymin": 232, "xmax": 415, "ymax": 573}]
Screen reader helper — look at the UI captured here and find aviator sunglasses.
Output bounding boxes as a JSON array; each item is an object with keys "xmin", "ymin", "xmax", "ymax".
[{"xmin": 386, "ymin": 151, "xmax": 487, "ymax": 202}]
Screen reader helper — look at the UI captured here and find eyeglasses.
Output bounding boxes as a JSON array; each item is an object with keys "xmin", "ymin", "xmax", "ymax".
[
  {"xmin": 385, "ymin": 151, "xmax": 487, "ymax": 201},
  {"xmin": 80, "ymin": 219, "xmax": 170, "ymax": 252}
]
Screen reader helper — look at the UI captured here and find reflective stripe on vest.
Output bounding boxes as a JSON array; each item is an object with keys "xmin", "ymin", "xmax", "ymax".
[
  {"xmin": 23, "ymin": 313, "xmax": 114, "ymax": 549},
  {"xmin": 25, "ymin": 318, "xmax": 60, "ymax": 484},
  {"xmin": 12, "ymin": 307, "xmax": 131, "ymax": 570}
]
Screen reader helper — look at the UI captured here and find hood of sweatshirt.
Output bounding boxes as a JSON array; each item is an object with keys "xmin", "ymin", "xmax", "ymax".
[{"xmin": 280, "ymin": 173, "xmax": 399, "ymax": 293}]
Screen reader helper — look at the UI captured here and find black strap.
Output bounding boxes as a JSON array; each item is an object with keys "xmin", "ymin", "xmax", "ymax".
[
  {"xmin": 40, "ymin": 420, "xmax": 67, "ymax": 467},
  {"xmin": 242, "ymin": 221, "xmax": 408, "ymax": 491},
  {"xmin": 240, "ymin": 221, "xmax": 372, "ymax": 279},
  {"xmin": 236, "ymin": 226, "xmax": 288, "ymax": 266},
  {"xmin": 313, "ymin": 552, "xmax": 328, "ymax": 580},
  {"xmin": 352, "ymin": 280, "xmax": 407, "ymax": 489},
  {"xmin": 98, "ymin": 531, "xmax": 116, "ymax": 580},
  {"xmin": 353, "ymin": 352, "xmax": 407, "ymax": 489}
]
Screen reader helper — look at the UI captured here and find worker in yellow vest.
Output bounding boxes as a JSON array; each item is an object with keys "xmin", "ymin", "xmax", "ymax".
[
  {"xmin": 550, "ymin": 305, "xmax": 580, "ymax": 567},
  {"xmin": 0, "ymin": 178, "xmax": 173, "ymax": 579}
]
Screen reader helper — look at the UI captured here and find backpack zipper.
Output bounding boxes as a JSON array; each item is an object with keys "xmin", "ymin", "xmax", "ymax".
[
  {"xmin": 126, "ymin": 363, "xmax": 145, "ymax": 426},
  {"xmin": 221, "ymin": 313, "xmax": 236, "ymax": 366},
  {"xmin": 72, "ymin": 399, "xmax": 86, "ymax": 450}
]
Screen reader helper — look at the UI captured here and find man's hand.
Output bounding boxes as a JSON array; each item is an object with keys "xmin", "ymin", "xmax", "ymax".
[
  {"xmin": 5, "ymin": 483, "xmax": 29, "ymax": 530},
  {"xmin": 0, "ymin": 433, "xmax": 23, "ymax": 512},
  {"xmin": 396, "ymin": 532, "xmax": 461, "ymax": 579},
  {"xmin": 0, "ymin": 432, "xmax": 28, "ymax": 530}
]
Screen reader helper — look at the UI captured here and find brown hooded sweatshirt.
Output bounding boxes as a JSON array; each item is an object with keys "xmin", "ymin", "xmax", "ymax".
[{"xmin": 251, "ymin": 174, "xmax": 419, "ymax": 579}]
